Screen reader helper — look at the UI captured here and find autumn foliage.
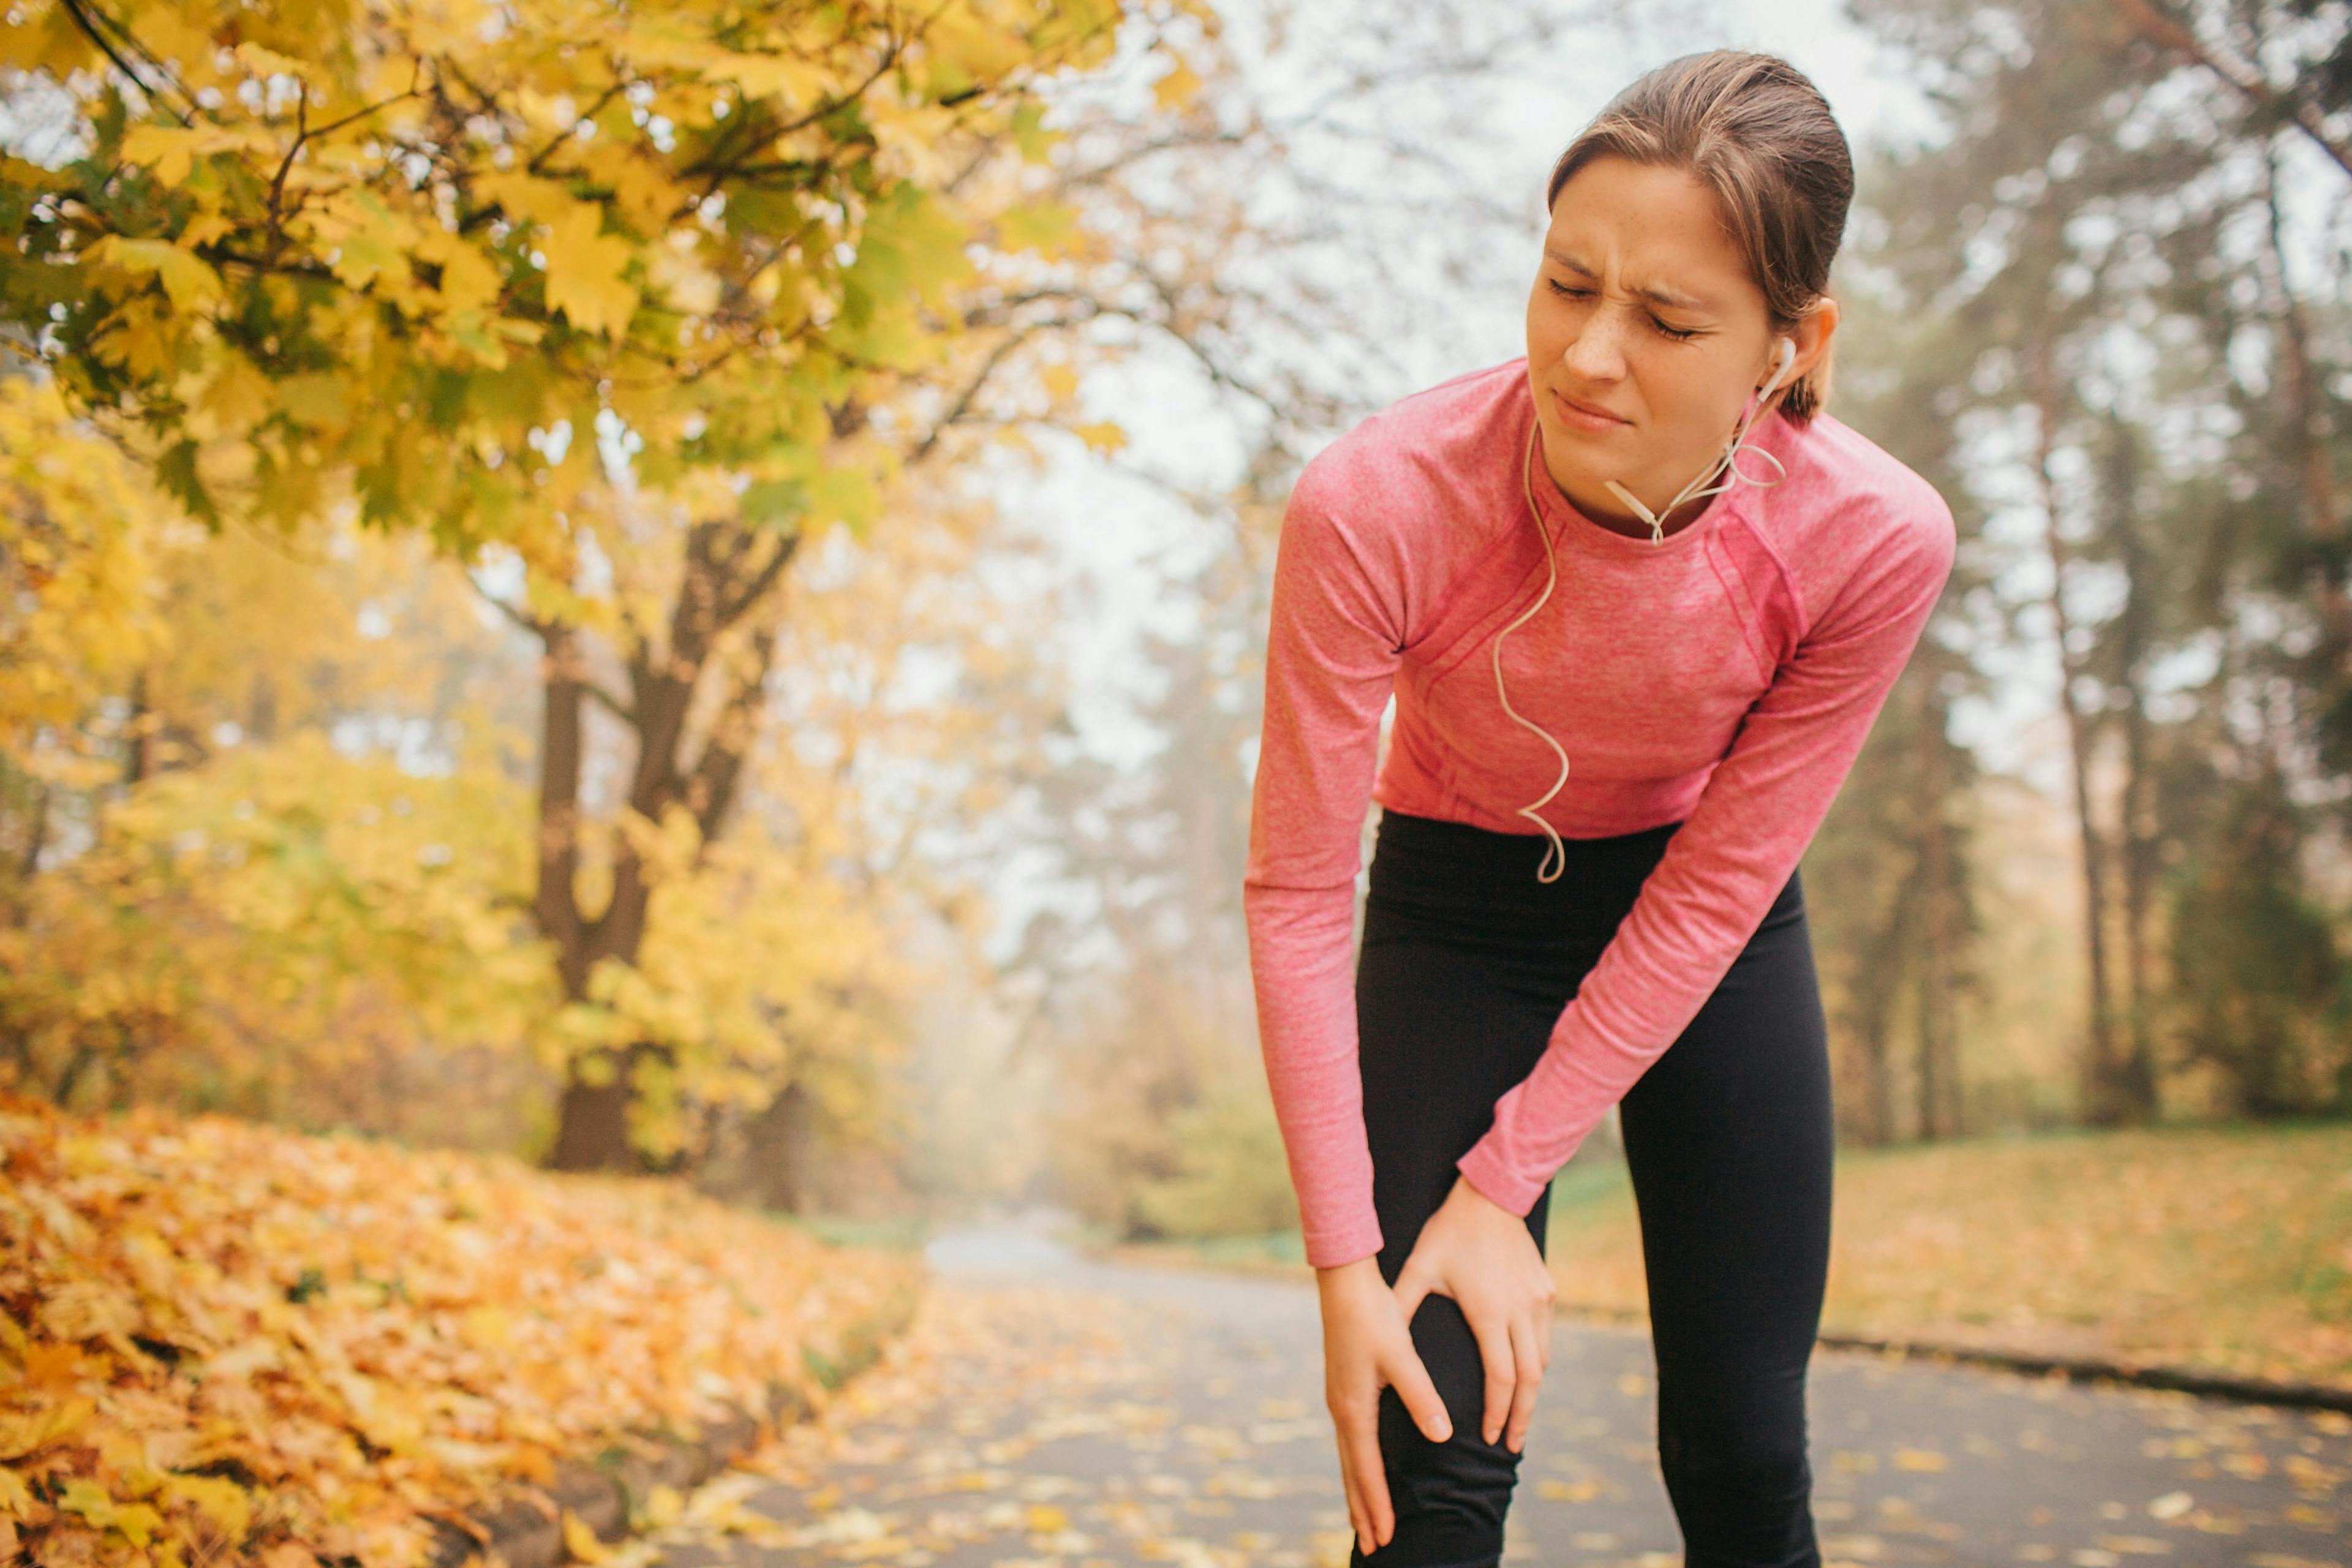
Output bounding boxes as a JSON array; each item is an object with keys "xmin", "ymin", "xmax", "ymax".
[
  {"xmin": 0, "ymin": 0, "xmax": 1183, "ymax": 1164},
  {"xmin": 0, "ymin": 1091, "xmax": 919, "ymax": 1566}
]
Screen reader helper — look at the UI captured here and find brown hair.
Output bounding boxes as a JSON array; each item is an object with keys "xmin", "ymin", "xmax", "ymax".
[{"xmin": 1545, "ymin": 50, "xmax": 1853, "ymax": 421}]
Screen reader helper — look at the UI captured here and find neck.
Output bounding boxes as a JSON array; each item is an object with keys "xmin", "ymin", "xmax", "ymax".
[{"xmin": 1539, "ymin": 439, "xmax": 1721, "ymax": 541}]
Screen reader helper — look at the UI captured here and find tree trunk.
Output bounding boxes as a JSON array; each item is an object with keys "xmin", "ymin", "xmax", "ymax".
[
  {"xmin": 550, "ymin": 1043, "xmax": 644, "ymax": 1172},
  {"xmin": 1915, "ymin": 686, "xmax": 1964, "ymax": 1139},
  {"xmin": 2029, "ymin": 328, "xmax": 2123, "ymax": 1126},
  {"xmin": 540, "ymin": 522, "xmax": 801, "ymax": 1172},
  {"xmin": 2105, "ymin": 415, "xmax": 2160, "ymax": 1120}
]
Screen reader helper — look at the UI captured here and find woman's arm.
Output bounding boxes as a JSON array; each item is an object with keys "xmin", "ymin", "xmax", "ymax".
[
  {"xmin": 1455, "ymin": 491, "xmax": 1959, "ymax": 1216},
  {"xmin": 1246, "ymin": 455, "xmax": 1460, "ymax": 1559},
  {"xmin": 1242, "ymin": 456, "xmax": 1409, "ymax": 1272}
]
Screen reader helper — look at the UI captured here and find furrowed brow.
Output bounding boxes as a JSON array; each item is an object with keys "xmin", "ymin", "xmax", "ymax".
[{"xmin": 1545, "ymin": 248, "xmax": 1711, "ymax": 314}]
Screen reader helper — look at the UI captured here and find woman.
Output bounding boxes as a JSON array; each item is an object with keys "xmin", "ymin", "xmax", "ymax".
[{"xmin": 1242, "ymin": 50, "xmax": 1956, "ymax": 1568}]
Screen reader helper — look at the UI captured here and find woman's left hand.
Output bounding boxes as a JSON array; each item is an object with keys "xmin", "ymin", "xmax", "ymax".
[{"xmin": 1391, "ymin": 1174, "xmax": 1556, "ymax": 1455}]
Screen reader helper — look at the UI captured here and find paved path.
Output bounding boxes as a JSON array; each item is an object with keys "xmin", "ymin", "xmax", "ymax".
[{"xmin": 649, "ymin": 1225, "xmax": 2352, "ymax": 1568}]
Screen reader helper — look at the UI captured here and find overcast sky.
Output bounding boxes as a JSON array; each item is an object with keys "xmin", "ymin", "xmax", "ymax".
[
  {"xmin": 1030, "ymin": 0, "xmax": 1943, "ymax": 745},
  {"xmin": 960, "ymin": 0, "xmax": 1954, "ymax": 953}
]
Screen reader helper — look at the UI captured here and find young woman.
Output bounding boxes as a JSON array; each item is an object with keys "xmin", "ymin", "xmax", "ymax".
[{"xmin": 1242, "ymin": 50, "xmax": 1956, "ymax": 1568}]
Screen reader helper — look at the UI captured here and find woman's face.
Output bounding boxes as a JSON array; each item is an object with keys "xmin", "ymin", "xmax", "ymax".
[{"xmin": 1523, "ymin": 154, "xmax": 1823, "ymax": 533}]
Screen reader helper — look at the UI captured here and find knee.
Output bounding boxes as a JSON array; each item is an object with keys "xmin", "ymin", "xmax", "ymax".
[
  {"xmin": 1366, "ymin": 1387, "xmax": 1523, "ymax": 1565},
  {"xmin": 1658, "ymin": 1413, "xmax": 1812, "ymax": 1515}
]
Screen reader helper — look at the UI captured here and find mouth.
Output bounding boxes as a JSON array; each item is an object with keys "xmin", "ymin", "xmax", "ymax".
[{"xmin": 1551, "ymin": 387, "xmax": 1630, "ymax": 431}]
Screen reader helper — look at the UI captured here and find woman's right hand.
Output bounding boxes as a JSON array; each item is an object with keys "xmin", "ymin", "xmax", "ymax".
[{"xmin": 1315, "ymin": 1254, "xmax": 1454, "ymax": 1557}]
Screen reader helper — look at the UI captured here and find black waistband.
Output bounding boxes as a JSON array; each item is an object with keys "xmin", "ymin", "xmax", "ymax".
[{"xmin": 1364, "ymin": 809, "xmax": 1683, "ymax": 924}]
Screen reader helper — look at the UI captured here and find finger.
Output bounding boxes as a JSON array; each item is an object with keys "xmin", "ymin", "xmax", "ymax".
[
  {"xmin": 1338, "ymin": 1393, "xmax": 1395, "ymax": 1548},
  {"xmin": 1504, "ymin": 1315, "xmax": 1546, "ymax": 1454},
  {"xmin": 1467, "ymin": 1311, "xmax": 1517, "ymax": 1447},
  {"xmin": 1333, "ymin": 1428, "xmax": 1371, "ymax": 1556},
  {"xmin": 1383, "ymin": 1337, "xmax": 1454, "ymax": 1447},
  {"xmin": 1390, "ymin": 1262, "xmax": 1432, "ymax": 1330}
]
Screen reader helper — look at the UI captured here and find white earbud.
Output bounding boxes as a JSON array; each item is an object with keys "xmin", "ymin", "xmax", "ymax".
[{"xmin": 1599, "ymin": 334, "xmax": 1799, "ymax": 545}]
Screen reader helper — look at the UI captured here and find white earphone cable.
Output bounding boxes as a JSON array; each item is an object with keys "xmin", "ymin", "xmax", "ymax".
[
  {"xmin": 1493, "ymin": 420, "xmax": 1575, "ymax": 883},
  {"xmin": 1492, "ymin": 338, "xmax": 1800, "ymax": 884},
  {"xmin": 1604, "ymin": 337, "xmax": 1798, "ymax": 544}
]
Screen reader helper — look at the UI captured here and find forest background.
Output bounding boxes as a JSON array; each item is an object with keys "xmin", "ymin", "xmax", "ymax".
[{"xmin": 4, "ymin": 0, "xmax": 2351, "ymax": 1256}]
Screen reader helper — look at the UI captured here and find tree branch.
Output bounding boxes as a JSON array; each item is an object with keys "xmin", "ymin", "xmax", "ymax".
[
  {"xmin": 470, "ymin": 578, "xmax": 639, "ymax": 722},
  {"xmin": 2113, "ymin": 0, "xmax": 2352, "ymax": 178}
]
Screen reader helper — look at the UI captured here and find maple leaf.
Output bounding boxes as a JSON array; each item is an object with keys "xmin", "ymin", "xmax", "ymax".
[{"xmin": 543, "ymin": 204, "xmax": 639, "ymax": 339}]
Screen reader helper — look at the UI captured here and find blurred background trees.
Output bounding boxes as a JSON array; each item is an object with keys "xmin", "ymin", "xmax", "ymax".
[{"xmin": 3, "ymin": 0, "xmax": 2350, "ymax": 1244}]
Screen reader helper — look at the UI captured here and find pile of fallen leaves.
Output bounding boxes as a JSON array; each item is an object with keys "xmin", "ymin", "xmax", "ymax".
[{"xmin": 0, "ymin": 1093, "xmax": 921, "ymax": 1566}]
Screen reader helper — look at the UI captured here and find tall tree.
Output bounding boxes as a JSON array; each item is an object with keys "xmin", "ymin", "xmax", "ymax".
[
  {"xmin": 1852, "ymin": 0, "xmax": 2352, "ymax": 1121},
  {"xmin": 0, "ymin": 0, "xmax": 1177, "ymax": 1166}
]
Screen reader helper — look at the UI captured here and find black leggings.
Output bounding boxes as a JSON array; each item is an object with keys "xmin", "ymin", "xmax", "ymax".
[{"xmin": 1349, "ymin": 810, "xmax": 1833, "ymax": 1568}]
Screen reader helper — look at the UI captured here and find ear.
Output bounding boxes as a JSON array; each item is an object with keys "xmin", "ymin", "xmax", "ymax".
[{"xmin": 1782, "ymin": 296, "xmax": 1839, "ymax": 385}]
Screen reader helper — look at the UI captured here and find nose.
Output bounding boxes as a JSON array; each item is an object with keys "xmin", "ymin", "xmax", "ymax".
[{"xmin": 1559, "ymin": 310, "xmax": 1634, "ymax": 382}]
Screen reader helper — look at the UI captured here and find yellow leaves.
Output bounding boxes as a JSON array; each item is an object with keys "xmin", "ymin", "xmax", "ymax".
[
  {"xmin": 583, "ymin": 141, "xmax": 682, "ymax": 237},
  {"xmin": 1074, "ymin": 420, "xmax": 1127, "ymax": 454},
  {"xmin": 231, "ymin": 40, "xmax": 309, "ymax": 83},
  {"xmin": 647, "ymin": 235, "xmax": 723, "ymax": 316},
  {"xmin": 119, "ymin": 123, "xmax": 275, "ymax": 186},
  {"xmin": 1537, "ymin": 1477, "xmax": 1604, "ymax": 1501},
  {"xmin": 0, "ymin": 1091, "xmax": 918, "ymax": 1567},
  {"xmin": 0, "ymin": 378, "xmax": 180, "ymax": 748},
  {"xmin": 461, "ymin": 1305, "xmax": 518, "ymax": 1353},
  {"xmin": 543, "ymin": 203, "xmax": 640, "ymax": 339},
  {"xmin": 37, "ymin": 1281, "xmax": 141, "ymax": 1344},
  {"xmin": 1153, "ymin": 58, "xmax": 1205, "ymax": 111},
  {"xmin": 705, "ymin": 50, "xmax": 837, "ymax": 107},
  {"xmin": 563, "ymin": 1506, "xmax": 614, "ymax": 1561},
  {"xmin": 5, "ymin": 717, "xmax": 556, "ymax": 1111},
  {"xmin": 0, "ymin": 1399, "xmax": 92, "ymax": 1462},
  {"xmin": 273, "ymin": 371, "xmax": 353, "ymax": 434},
  {"xmin": 477, "ymin": 170, "xmax": 576, "ymax": 230},
  {"xmin": 923, "ymin": 5, "xmax": 1032, "ymax": 96},
  {"xmin": 1009, "ymin": 102, "xmax": 1058, "ymax": 164},
  {"xmin": 309, "ymin": 190, "xmax": 418, "ymax": 294},
  {"xmin": 83, "ymin": 236, "xmax": 222, "ymax": 312},
  {"xmin": 161, "ymin": 1473, "xmax": 252, "ymax": 1545},
  {"xmin": 414, "ymin": 226, "xmax": 502, "ymax": 316},
  {"xmin": 56, "ymin": 1479, "xmax": 164, "ymax": 1547},
  {"xmin": 192, "ymin": 353, "xmax": 274, "ymax": 437},
  {"xmin": 8, "ymin": 0, "xmax": 1170, "ymax": 556},
  {"xmin": 996, "ymin": 199, "xmax": 1080, "ymax": 257}
]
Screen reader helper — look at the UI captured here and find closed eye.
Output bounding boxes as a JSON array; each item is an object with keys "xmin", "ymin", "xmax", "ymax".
[{"xmin": 1545, "ymin": 277, "xmax": 1702, "ymax": 342}]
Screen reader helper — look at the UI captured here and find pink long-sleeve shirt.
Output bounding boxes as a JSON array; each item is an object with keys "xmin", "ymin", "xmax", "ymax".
[{"xmin": 1243, "ymin": 356, "xmax": 1958, "ymax": 1270}]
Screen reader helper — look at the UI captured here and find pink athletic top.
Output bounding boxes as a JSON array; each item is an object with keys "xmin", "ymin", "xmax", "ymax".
[{"xmin": 1243, "ymin": 356, "xmax": 1957, "ymax": 1269}]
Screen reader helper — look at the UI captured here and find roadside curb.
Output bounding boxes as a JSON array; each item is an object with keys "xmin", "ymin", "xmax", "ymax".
[
  {"xmin": 1545, "ymin": 1302, "xmax": 2352, "ymax": 1416},
  {"xmin": 423, "ymin": 1275, "xmax": 924, "ymax": 1568},
  {"xmin": 1809, "ymin": 1327, "xmax": 2352, "ymax": 1414},
  {"xmin": 1084, "ymin": 1242, "xmax": 2352, "ymax": 1415}
]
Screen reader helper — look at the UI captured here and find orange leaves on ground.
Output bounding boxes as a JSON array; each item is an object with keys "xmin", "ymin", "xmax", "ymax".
[{"xmin": 0, "ymin": 1093, "xmax": 919, "ymax": 1566}]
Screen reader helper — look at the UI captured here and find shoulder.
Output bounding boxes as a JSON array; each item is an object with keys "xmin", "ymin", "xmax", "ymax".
[
  {"xmin": 1289, "ymin": 358, "xmax": 1529, "ymax": 530},
  {"xmin": 1273, "ymin": 359, "xmax": 1530, "ymax": 637},
  {"xmin": 1746, "ymin": 409, "xmax": 1958, "ymax": 621}
]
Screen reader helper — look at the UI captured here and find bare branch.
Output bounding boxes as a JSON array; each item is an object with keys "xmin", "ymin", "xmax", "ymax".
[{"xmin": 2113, "ymin": 0, "xmax": 2352, "ymax": 178}]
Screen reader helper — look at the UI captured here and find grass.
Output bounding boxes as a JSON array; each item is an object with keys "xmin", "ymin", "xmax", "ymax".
[
  {"xmin": 1102, "ymin": 1121, "xmax": 2352, "ymax": 1392},
  {"xmin": 1543, "ymin": 1121, "xmax": 2352, "ymax": 1389}
]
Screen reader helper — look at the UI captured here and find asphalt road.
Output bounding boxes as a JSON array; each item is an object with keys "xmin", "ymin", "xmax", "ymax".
[{"xmin": 649, "ymin": 1221, "xmax": 2352, "ymax": 1568}]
